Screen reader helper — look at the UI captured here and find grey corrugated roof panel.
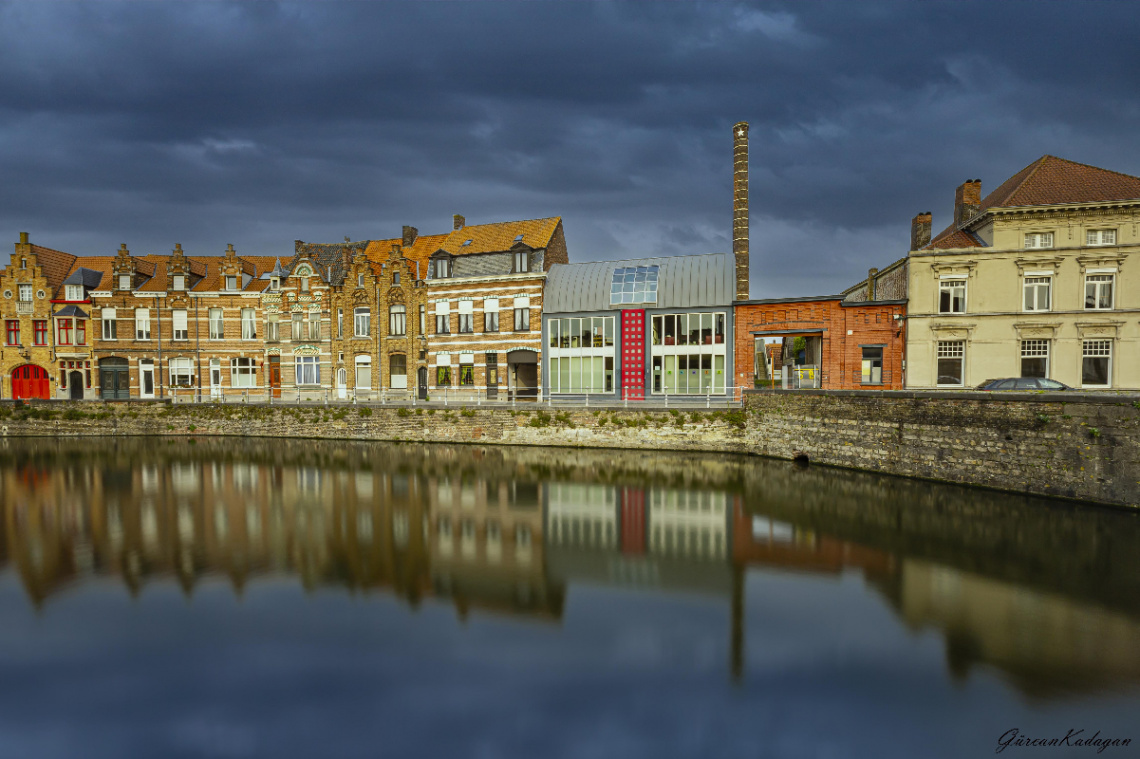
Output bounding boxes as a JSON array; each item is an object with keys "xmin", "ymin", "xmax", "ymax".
[
  {"xmin": 63, "ymin": 267, "xmax": 104, "ymax": 288},
  {"xmin": 543, "ymin": 253, "xmax": 734, "ymax": 314}
]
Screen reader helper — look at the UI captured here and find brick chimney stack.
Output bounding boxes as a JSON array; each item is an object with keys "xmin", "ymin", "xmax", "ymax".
[
  {"xmin": 911, "ymin": 212, "xmax": 932, "ymax": 250},
  {"xmin": 453, "ymin": 214, "xmax": 465, "ymax": 231},
  {"xmin": 867, "ymin": 268, "xmax": 879, "ymax": 300},
  {"xmin": 732, "ymin": 121, "xmax": 749, "ymax": 301},
  {"xmin": 402, "ymin": 226, "xmax": 418, "ymax": 247},
  {"xmin": 954, "ymin": 179, "xmax": 981, "ymax": 227}
]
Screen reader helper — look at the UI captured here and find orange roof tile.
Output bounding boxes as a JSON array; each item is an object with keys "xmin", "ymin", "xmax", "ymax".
[
  {"xmin": 439, "ymin": 217, "xmax": 561, "ymax": 257},
  {"xmin": 54, "ymin": 256, "xmax": 114, "ymax": 298},
  {"xmin": 30, "ymin": 245, "xmax": 78, "ymax": 291}
]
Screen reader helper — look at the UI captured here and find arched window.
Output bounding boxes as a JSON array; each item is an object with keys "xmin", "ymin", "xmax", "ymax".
[{"xmin": 389, "ymin": 304, "xmax": 406, "ymax": 336}]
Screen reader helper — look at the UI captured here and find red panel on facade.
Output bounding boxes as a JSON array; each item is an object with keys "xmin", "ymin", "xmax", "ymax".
[
  {"xmin": 619, "ymin": 487, "xmax": 646, "ymax": 555},
  {"xmin": 11, "ymin": 364, "xmax": 50, "ymax": 400},
  {"xmin": 620, "ymin": 309, "xmax": 646, "ymax": 400}
]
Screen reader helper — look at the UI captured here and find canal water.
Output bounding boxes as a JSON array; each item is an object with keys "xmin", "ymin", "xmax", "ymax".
[{"xmin": 1, "ymin": 437, "xmax": 1138, "ymax": 758}]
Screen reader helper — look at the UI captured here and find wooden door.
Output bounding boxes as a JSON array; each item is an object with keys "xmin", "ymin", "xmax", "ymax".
[
  {"xmin": 12, "ymin": 365, "xmax": 50, "ymax": 400},
  {"xmin": 269, "ymin": 357, "xmax": 281, "ymax": 398}
]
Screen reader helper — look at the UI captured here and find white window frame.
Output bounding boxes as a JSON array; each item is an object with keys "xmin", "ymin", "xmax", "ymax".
[
  {"xmin": 1084, "ymin": 273, "xmax": 1115, "ymax": 310},
  {"xmin": 294, "ymin": 355, "xmax": 320, "ymax": 386},
  {"xmin": 1024, "ymin": 232, "xmax": 1054, "ymax": 249},
  {"xmin": 389, "ymin": 304, "xmax": 406, "ymax": 336},
  {"xmin": 432, "ymin": 257, "xmax": 450, "ymax": 279},
  {"xmin": 173, "ymin": 309, "xmax": 189, "ymax": 341},
  {"xmin": 1022, "ymin": 275, "xmax": 1051, "ymax": 312},
  {"xmin": 17, "ymin": 284, "xmax": 32, "ymax": 302},
  {"xmin": 172, "ymin": 274, "xmax": 186, "ymax": 291},
  {"xmin": 169, "ymin": 357, "xmax": 194, "ymax": 387},
  {"xmin": 513, "ymin": 296, "xmax": 531, "ymax": 332},
  {"xmin": 208, "ymin": 308, "xmax": 224, "ymax": 340},
  {"xmin": 354, "ymin": 307, "xmax": 371, "ymax": 337},
  {"xmin": 65, "ymin": 284, "xmax": 84, "ymax": 301},
  {"xmin": 135, "ymin": 308, "xmax": 151, "ymax": 341},
  {"xmin": 231, "ymin": 357, "xmax": 257, "ymax": 388},
  {"xmin": 1081, "ymin": 339, "xmax": 1112, "ymax": 388},
  {"xmin": 102, "ymin": 308, "xmax": 117, "ymax": 340},
  {"xmin": 514, "ymin": 250, "xmax": 529, "ymax": 273},
  {"xmin": 241, "ymin": 308, "xmax": 256, "ymax": 340},
  {"xmin": 118, "ymin": 274, "xmax": 131, "ymax": 291},
  {"xmin": 938, "ymin": 277, "xmax": 966, "ymax": 314},
  {"xmin": 936, "ymin": 340, "xmax": 965, "ymax": 387},
  {"xmin": 1086, "ymin": 229, "xmax": 1117, "ymax": 246},
  {"xmin": 458, "ymin": 300, "xmax": 474, "ymax": 333},
  {"xmin": 435, "ymin": 301, "xmax": 450, "ymax": 334},
  {"xmin": 354, "ymin": 355, "xmax": 372, "ymax": 390},
  {"xmin": 266, "ymin": 314, "xmax": 279, "ymax": 342},
  {"xmin": 1020, "ymin": 339, "xmax": 1049, "ymax": 379},
  {"xmin": 483, "ymin": 298, "xmax": 499, "ymax": 333},
  {"xmin": 225, "ymin": 275, "xmax": 238, "ymax": 291}
]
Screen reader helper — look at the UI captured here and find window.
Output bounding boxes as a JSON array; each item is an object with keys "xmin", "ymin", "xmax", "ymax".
[
  {"xmin": 208, "ymin": 308, "xmax": 224, "ymax": 340},
  {"xmin": 135, "ymin": 308, "xmax": 151, "ymax": 340},
  {"xmin": 389, "ymin": 304, "xmax": 406, "ymax": 336},
  {"xmin": 1085, "ymin": 274, "xmax": 1114, "ymax": 310},
  {"xmin": 309, "ymin": 311, "xmax": 321, "ymax": 340},
  {"xmin": 354, "ymin": 307, "xmax": 370, "ymax": 337},
  {"xmin": 484, "ymin": 298, "xmax": 499, "ymax": 332},
  {"xmin": 5, "ymin": 320, "xmax": 19, "ymax": 346},
  {"xmin": 57, "ymin": 318, "xmax": 72, "ymax": 345},
  {"xmin": 938, "ymin": 279, "xmax": 966, "ymax": 313},
  {"xmin": 1082, "ymin": 340, "xmax": 1112, "ymax": 387},
  {"xmin": 432, "ymin": 257, "xmax": 450, "ymax": 279},
  {"xmin": 172, "ymin": 309, "xmax": 188, "ymax": 340},
  {"xmin": 169, "ymin": 357, "xmax": 194, "ymax": 387},
  {"xmin": 292, "ymin": 313, "xmax": 303, "ymax": 341},
  {"xmin": 295, "ymin": 356, "xmax": 320, "ymax": 385},
  {"xmin": 32, "ymin": 320, "xmax": 47, "ymax": 346},
  {"xmin": 77, "ymin": 320, "xmax": 86, "ymax": 345},
  {"xmin": 513, "ymin": 296, "xmax": 530, "ymax": 332},
  {"xmin": 225, "ymin": 275, "xmax": 238, "ymax": 291},
  {"xmin": 514, "ymin": 250, "xmax": 529, "ymax": 273},
  {"xmin": 459, "ymin": 354, "xmax": 474, "ymax": 386},
  {"xmin": 101, "ymin": 308, "xmax": 117, "ymax": 340},
  {"xmin": 1087, "ymin": 229, "xmax": 1116, "ymax": 246},
  {"xmin": 458, "ymin": 300, "xmax": 474, "ymax": 333},
  {"xmin": 18, "ymin": 284, "xmax": 32, "ymax": 302},
  {"xmin": 419, "ymin": 305, "xmax": 426, "ymax": 335},
  {"xmin": 1023, "ymin": 276, "xmax": 1051, "ymax": 312},
  {"xmin": 436, "ymin": 360, "xmax": 452, "ymax": 386},
  {"xmin": 393, "ymin": 272, "xmax": 400, "ymax": 285},
  {"xmin": 118, "ymin": 274, "xmax": 131, "ymax": 291},
  {"xmin": 357, "ymin": 273, "xmax": 365, "ymax": 288},
  {"xmin": 241, "ymin": 308, "xmax": 256, "ymax": 340},
  {"xmin": 389, "ymin": 354, "xmax": 407, "ymax": 389},
  {"xmin": 355, "ymin": 356, "xmax": 371, "ymax": 389},
  {"xmin": 268, "ymin": 277, "xmax": 278, "ymax": 291},
  {"xmin": 65, "ymin": 284, "xmax": 84, "ymax": 301},
  {"xmin": 1024, "ymin": 232, "xmax": 1054, "ymax": 249},
  {"xmin": 231, "ymin": 358, "xmax": 256, "ymax": 388},
  {"xmin": 936, "ymin": 341, "xmax": 964, "ymax": 386},
  {"xmin": 300, "ymin": 277, "xmax": 310, "ymax": 293},
  {"xmin": 172, "ymin": 274, "xmax": 185, "ymax": 291},
  {"xmin": 266, "ymin": 314, "xmax": 279, "ymax": 342},
  {"xmin": 861, "ymin": 347, "xmax": 883, "ymax": 384},
  {"xmin": 337, "ymin": 308, "xmax": 343, "ymax": 338},
  {"xmin": 1021, "ymin": 340, "xmax": 1049, "ymax": 378},
  {"xmin": 609, "ymin": 265, "xmax": 659, "ymax": 305},
  {"xmin": 435, "ymin": 301, "xmax": 450, "ymax": 334}
]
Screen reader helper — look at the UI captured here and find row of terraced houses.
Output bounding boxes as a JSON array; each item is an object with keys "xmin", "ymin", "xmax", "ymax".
[{"xmin": 3, "ymin": 126, "xmax": 1140, "ymax": 400}]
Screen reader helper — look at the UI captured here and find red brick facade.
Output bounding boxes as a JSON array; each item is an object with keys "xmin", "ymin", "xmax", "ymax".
[{"xmin": 733, "ymin": 297, "xmax": 906, "ymax": 389}]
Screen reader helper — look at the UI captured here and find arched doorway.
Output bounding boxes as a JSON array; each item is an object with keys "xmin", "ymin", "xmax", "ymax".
[
  {"xmin": 68, "ymin": 371, "xmax": 84, "ymax": 400},
  {"xmin": 11, "ymin": 364, "xmax": 50, "ymax": 400},
  {"xmin": 417, "ymin": 366, "xmax": 428, "ymax": 400},
  {"xmin": 99, "ymin": 357, "xmax": 130, "ymax": 400}
]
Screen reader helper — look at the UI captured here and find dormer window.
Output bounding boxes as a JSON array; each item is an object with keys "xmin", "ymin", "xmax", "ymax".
[
  {"xmin": 226, "ymin": 275, "xmax": 238, "ymax": 291},
  {"xmin": 432, "ymin": 258, "xmax": 451, "ymax": 279},
  {"xmin": 269, "ymin": 277, "xmax": 279, "ymax": 291},
  {"xmin": 514, "ymin": 250, "xmax": 529, "ymax": 273},
  {"xmin": 65, "ymin": 284, "xmax": 84, "ymax": 301},
  {"xmin": 1087, "ymin": 229, "xmax": 1117, "ymax": 246},
  {"xmin": 1024, "ymin": 232, "xmax": 1054, "ymax": 249},
  {"xmin": 118, "ymin": 274, "xmax": 131, "ymax": 291},
  {"xmin": 172, "ymin": 274, "xmax": 185, "ymax": 291}
]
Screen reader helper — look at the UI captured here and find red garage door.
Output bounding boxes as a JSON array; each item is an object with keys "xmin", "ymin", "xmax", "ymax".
[{"xmin": 12, "ymin": 364, "xmax": 50, "ymax": 400}]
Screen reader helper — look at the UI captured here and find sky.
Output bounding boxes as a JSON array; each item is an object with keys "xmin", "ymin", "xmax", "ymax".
[{"xmin": 2, "ymin": 1, "xmax": 1139, "ymax": 298}]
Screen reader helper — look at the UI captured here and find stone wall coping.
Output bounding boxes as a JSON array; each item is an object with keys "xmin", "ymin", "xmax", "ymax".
[{"xmin": 744, "ymin": 388, "xmax": 1140, "ymax": 405}]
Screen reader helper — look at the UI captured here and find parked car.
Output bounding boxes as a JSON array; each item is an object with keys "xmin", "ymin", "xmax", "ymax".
[{"xmin": 976, "ymin": 378, "xmax": 1072, "ymax": 391}]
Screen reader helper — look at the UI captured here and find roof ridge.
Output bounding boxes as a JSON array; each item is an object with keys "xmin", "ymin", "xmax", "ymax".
[
  {"xmin": 992, "ymin": 156, "xmax": 1048, "ymax": 209},
  {"xmin": 459, "ymin": 215, "xmax": 560, "ymax": 229},
  {"xmin": 1038, "ymin": 154, "xmax": 1140, "ymax": 183}
]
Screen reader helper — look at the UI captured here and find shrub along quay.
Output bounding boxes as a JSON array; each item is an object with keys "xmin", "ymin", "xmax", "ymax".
[{"xmin": 0, "ymin": 389, "xmax": 1136, "ymax": 508}]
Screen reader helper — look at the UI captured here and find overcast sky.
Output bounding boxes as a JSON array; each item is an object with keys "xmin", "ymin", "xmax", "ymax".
[{"xmin": 3, "ymin": 1, "xmax": 1139, "ymax": 298}]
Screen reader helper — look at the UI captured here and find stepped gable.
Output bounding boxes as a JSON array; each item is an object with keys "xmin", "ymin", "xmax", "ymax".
[
  {"xmin": 438, "ymin": 216, "xmax": 561, "ymax": 256},
  {"xmin": 363, "ymin": 233, "xmax": 448, "ymax": 275},
  {"xmin": 926, "ymin": 155, "xmax": 1140, "ymax": 250},
  {"xmin": 26, "ymin": 244, "xmax": 78, "ymax": 291}
]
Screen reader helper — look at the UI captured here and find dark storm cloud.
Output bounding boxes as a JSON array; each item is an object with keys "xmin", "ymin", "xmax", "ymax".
[{"xmin": 1, "ymin": 1, "xmax": 1139, "ymax": 296}]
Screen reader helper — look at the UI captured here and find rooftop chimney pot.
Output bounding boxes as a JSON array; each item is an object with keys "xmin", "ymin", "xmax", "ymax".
[
  {"xmin": 19, "ymin": 232, "xmax": 28, "ymax": 244},
  {"xmin": 402, "ymin": 225, "xmax": 418, "ymax": 247},
  {"xmin": 954, "ymin": 180, "xmax": 982, "ymax": 227},
  {"xmin": 910, "ymin": 212, "xmax": 933, "ymax": 250},
  {"xmin": 453, "ymin": 214, "xmax": 465, "ymax": 231}
]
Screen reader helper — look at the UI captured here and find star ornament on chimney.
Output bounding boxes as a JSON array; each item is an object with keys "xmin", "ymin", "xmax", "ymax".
[{"xmin": 736, "ymin": 128, "xmax": 745, "ymax": 138}]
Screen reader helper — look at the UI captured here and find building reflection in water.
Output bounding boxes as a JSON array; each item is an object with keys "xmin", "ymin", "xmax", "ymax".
[{"xmin": 2, "ymin": 437, "xmax": 1139, "ymax": 698}]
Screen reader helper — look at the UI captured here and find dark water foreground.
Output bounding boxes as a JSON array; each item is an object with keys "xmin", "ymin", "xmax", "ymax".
[{"xmin": 1, "ymin": 437, "xmax": 1138, "ymax": 759}]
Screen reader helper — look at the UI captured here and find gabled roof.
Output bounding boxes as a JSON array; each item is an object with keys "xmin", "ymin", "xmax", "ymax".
[
  {"xmin": 28, "ymin": 245, "xmax": 78, "ymax": 290},
  {"xmin": 926, "ymin": 155, "xmax": 1140, "ymax": 250},
  {"xmin": 56, "ymin": 256, "xmax": 115, "ymax": 299},
  {"xmin": 438, "ymin": 217, "xmax": 561, "ymax": 257}
]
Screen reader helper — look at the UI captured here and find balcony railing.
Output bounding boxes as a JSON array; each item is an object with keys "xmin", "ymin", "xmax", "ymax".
[{"xmin": 16, "ymin": 302, "xmax": 33, "ymax": 315}]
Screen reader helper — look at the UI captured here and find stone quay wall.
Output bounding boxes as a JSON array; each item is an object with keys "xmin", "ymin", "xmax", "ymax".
[{"xmin": 0, "ymin": 389, "xmax": 1136, "ymax": 507}]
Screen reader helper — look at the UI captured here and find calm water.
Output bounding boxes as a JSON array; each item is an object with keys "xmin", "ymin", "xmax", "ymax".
[{"xmin": 1, "ymin": 437, "xmax": 1139, "ymax": 759}]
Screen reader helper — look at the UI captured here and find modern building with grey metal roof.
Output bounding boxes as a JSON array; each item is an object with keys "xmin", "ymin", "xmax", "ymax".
[{"xmin": 541, "ymin": 253, "xmax": 735, "ymax": 400}]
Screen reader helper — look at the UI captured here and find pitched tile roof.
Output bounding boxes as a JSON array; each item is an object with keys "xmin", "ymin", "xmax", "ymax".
[
  {"xmin": 439, "ymin": 216, "xmax": 561, "ymax": 256},
  {"xmin": 926, "ymin": 156, "xmax": 1140, "ymax": 250},
  {"xmin": 55, "ymin": 256, "xmax": 115, "ymax": 299},
  {"xmin": 30, "ymin": 245, "xmax": 78, "ymax": 291}
]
